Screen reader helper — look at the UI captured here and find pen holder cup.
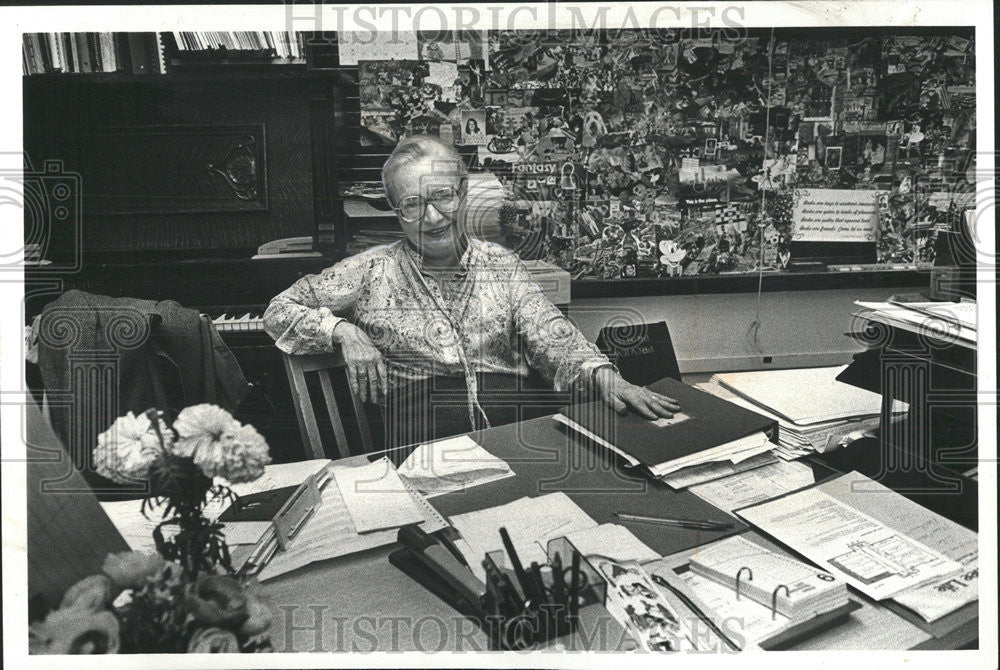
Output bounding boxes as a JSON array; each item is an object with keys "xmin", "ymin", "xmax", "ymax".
[{"xmin": 482, "ymin": 537, "xmax": 607, "ymax": 650}]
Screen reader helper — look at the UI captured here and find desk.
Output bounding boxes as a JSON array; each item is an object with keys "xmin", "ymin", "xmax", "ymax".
[{"xmin": 261, "ymin": 411, "xmax": 979, "ymax": 652}]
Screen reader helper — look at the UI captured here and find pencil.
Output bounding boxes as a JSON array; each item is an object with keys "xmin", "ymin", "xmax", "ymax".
[{"xmin": 614, "ymin": 512, "xmax": 734, "ymax": 531}]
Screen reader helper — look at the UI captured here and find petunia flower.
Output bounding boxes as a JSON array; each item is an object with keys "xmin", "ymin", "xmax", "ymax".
[
  {"xmin": 60, "ymin": 575, "xmax": 115, "ymax": 611},
  {"xmin": 101, "ymin": 551, "xmax": 166, "ymax": 591},
  {"xmin": 187, "ymin": 627, "xmax": 241, "ymax": 653},
  {"xmin": 28, "ymin": 608, "xmax": 120, "ymax": 654},
  {"xmin": 185, "ymin": 574, "xmax": 248, "ymax": 628}
]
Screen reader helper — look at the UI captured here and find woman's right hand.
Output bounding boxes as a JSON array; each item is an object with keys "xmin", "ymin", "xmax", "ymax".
[{"xmin": 332, "ymin": 322, "xmax": 387, "ymax": 404}]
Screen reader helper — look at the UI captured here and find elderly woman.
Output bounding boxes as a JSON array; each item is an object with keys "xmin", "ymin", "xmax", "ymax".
[{"xmin": 264, "ymin": 134, "xmax": 678, "ymax": 448}]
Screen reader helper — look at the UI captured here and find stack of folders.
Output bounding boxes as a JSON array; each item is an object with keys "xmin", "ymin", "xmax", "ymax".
[
  {"xmin": 683, "ymin": 535, "xmax": 855, "ymax": 649},
  {"xmin": 697, "ymin": 365, "xmax": 905, "ymax": 460},
  {"xmin": 555, "ymin": 376, "xmax": 779, "ymax": 489}
]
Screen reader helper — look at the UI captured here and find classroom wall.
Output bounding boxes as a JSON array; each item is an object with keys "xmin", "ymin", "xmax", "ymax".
[{"xmin": 567, "ymin": 284, "xmax": 925, "ymax": 375}]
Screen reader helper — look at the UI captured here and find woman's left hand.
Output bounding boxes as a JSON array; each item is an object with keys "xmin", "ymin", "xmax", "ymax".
[{"xmin": 592, "ymin": 367, "xmax": 680, "ymax": 420}]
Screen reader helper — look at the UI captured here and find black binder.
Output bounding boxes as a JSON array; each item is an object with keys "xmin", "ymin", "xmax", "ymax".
[{"xmin": 560, "ymin": 376, "xmax": 778, "ymax": 469}]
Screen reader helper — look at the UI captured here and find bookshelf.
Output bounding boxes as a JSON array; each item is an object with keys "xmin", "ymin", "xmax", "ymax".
[{"xmin": 22, "ymin": 31, "xmax": 309, "ymax": 76}]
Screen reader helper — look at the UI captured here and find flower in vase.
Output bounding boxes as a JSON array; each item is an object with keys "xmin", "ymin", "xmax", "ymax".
[
  {"xmin": 240, "ymin": 596, "xmax": 273, "ymax": 637},
  {"xmin": 187, "ymin": 627, "xmax": 241, "ymax": 653},
  {"xmin": 239, "ymin": 580, "xmax": 273, "ymax": 637},
  {"xmin": 185, "ymin": 574, "xmax": 249, "ymax": 628},
  {"xmin": 93, "ymin": 411, "xmax": 170, "ymax": 484},
  {"xmin": 172, "ymin": 404, "xmax": 240, "ymax": 460},
  {"xmin": 199, "ymin": 424, "xmax": 271, "ymax": 483},
  {"xmin": 102, "ymin": 551, "xmax": 166, "ymax": 591},
  {"xmin": 142, "ymin": 560, "xmax": 186, "ymax": 604},
  {"xmin": 60, "ymin": 575, "xmax": 116, "ymax": 611},
  {"xmin": 29, "ymin": 608, "xmax": 120, "ymax": 654}
]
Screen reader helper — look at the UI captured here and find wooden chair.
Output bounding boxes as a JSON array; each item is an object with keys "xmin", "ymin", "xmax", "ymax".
[{"xmin": 282, "ymin": 351, "xmax": 375, "ymax": 459}]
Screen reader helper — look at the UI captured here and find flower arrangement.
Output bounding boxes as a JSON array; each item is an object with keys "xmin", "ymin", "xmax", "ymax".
[
  {"xmin": 94, "ymin": 404, "xmax": 271, "ymax": 578},
  {"xmin": 29, "ymin": 551, "xmax": 273, "ymax": 654},
  {"xmin": 28, "ymin": 404, "xmax": 275, "ymax": 654}
]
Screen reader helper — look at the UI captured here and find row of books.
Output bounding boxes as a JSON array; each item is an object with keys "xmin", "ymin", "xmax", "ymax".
[
  {"xmin": 171, "ymin": 31, "xmax": 305, "ymax": 59},
  {"xmin": 22, "ymin": 32, "xmax": 164, "ymax": 76}
]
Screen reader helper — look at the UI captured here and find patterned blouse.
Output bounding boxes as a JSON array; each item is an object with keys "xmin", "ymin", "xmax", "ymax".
[{"xmin": 263, "ymin": 237, "xmax": 612, "ymax": 428}]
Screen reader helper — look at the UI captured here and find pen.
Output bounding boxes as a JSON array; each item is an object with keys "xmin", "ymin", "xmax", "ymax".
[
  {"xmin": 484, "ymin": 560, "xmax": 519, "ymax": 616},
  {"xmin": 569, "ymin": 551, "xmax": 581, "ymax": 618},
  {"xmin": 551, "ymin": 552, "xmax": 566, "ymax": 608},
  {"xmin": 529, "ymin": 561, "xmax": 548, "ymax": 607},
  {"xmin": 614, "ymin": 512, "xmax": 735, "ymax": 531},
  {"xmin": 499, "ymin": 527, "xmax": 534, "ymax": 603}
]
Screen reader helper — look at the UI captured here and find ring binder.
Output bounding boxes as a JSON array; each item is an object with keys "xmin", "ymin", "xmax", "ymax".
[
  {"xmin": 771, "ymin": 584, "xmax": 791, "ymax": 620},
  {"xmin": 735, "ymin": 566, "xmax": 753, "ymax": 601},
  {"xmin": 272, "ymin": 475, "xmax": 321, "ymax": 550}
]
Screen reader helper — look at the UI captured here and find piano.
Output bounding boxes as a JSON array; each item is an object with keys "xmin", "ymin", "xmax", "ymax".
[{"xmin": 212, "ymin": 309, "xmax": 265, "ymax": 334}]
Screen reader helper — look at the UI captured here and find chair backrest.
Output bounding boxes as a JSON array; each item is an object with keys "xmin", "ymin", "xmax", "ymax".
[
  {"xmin": 596, "ymin": 320, "xmax": 681, "ymax": 386},
  {"xmin": 281, "ymin": 351, "xmax": 374, "ymax": 459}
]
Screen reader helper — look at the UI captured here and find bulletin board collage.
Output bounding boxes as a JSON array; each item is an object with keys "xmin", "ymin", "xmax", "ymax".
[{"xmin": 352, "ymin": 27, "xmax": 976, "ymax": 281}]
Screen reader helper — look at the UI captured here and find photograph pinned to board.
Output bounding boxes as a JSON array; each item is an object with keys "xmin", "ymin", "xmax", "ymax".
[
  {"xmin": 460, "ymin": 109, "xmax": 487, "ymax": 146},
  {"xmin": 825, "ymin": 146, "xmax": 843, "ymax": 170}
]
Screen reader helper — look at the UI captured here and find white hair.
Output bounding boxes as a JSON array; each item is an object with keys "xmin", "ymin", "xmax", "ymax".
[{"xmin": 381, "ymin": 135, "xmax": 467, "ymax": 204}]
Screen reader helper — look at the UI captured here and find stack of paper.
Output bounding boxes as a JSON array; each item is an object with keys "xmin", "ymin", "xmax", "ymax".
[
  {"xmin": 701, "ymin": 365, "xmax": 903, "ymax": 459},
  {"xmin": 855, "ymin": 300, "xmax": 976, "ymax": 346},
  {"xmin": 448, "ymin": 493, "xmax": 658, "ymax": 582},
  {"xmin": 649, "ymin": 432, "xmax": 775, "ymax": 480},
  {"xmin": 689, "ymin": 535, "xmax": 849, "ymax": 622},
  {"xmin": 397, "ymin": 435, "xmax": 514, "ymax": 498}
]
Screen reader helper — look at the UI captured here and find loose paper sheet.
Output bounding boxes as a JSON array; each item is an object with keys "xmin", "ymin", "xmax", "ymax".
[
  {"xmin": 398, "ymin": 435, "xmax": 513, "ymax": 497},
  {"xmin": 690, "ymin": 460, "xmax": 817, "ymax": 513},
  {"xmin": 449, "ymin": 492, "xmax": 596, "ymax": 582},
  {"xmin": 331, "ymin": 458, "xmax": 424, "ymax": 533},
  {"xmin": 819, "ymin": 472, "xmax": 978, "ymax": 622},
  {"xmin": 737, "ymin": 475, "xmax": 963, "ymax": 600},
  {"xmin": 564, "ymin": 524, "xmax": 660, "ymax": 563}
]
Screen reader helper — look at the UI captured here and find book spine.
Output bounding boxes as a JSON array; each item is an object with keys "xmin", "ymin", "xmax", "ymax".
[
  {"xmin": 127, "ymin": 33, "xmax": 152, "ymax": 74},
  {"xmin": 87, "ymin": 33, "xmax": 101, "ymax": 72},
  {"xmin": 47, "ymin": 33, "xmax": 62, "ymax": 72},
  {"xmin": 37, "ymin": 34, "xmax": 53, "ymax": 73},
  {"xmin": 75, "ymin": 33, "xmax": 93, "ymax": 73},
  {"xmin": 97, "ymin": 33, "xmax": 117, "ymax": 72},
  {"xmin": 67, "ymin": 32, "xmax": 80, "ymax": 73},
  {"xmin": 113, "ymin": 33, "xmax": 132, "ymax": 74},
  {"xmin": 23, "ymin": 34, "xmax": 45, "ymax": 75}
]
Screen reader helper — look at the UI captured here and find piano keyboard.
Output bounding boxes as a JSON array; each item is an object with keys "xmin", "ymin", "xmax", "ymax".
[{"xmin": 212, "ymin": 310, "xmax": 265, "ymax": 333}]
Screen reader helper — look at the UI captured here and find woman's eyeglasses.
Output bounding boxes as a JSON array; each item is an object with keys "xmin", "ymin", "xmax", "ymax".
[{"xmin": 391, "ymin": 183, "xmax": 464, "ymax": 223}]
